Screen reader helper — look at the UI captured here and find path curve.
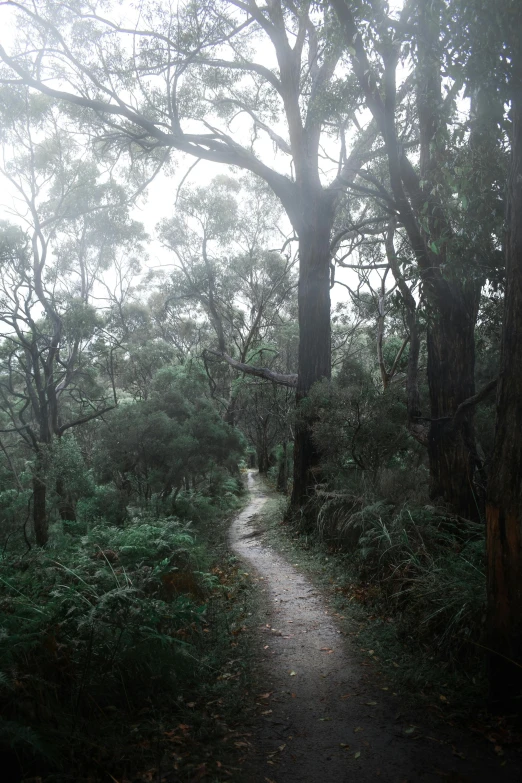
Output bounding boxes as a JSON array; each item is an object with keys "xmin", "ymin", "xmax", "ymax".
[{"xmin": 229, "ymin": 472, "xmax": 520, "ymax": 783}]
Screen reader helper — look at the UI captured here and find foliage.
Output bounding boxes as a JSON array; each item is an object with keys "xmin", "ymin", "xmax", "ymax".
[
  {"xmin": 0, "ymin": 508, "xmax": 255, "ymax": 781},
  {"xmin": 262, "ymin": 493, "xmax": 486, "ymax": 704},
  {"xmin": 94, "ymin": 363, "xmax": 245, "ymax": 506},
  {"xmin": 353, "ymin": 506, "xmax": 486, "ymax": 665},
  {"xmin": 307, "ymin": 369, "xmax": 410, "ymax": 483}
]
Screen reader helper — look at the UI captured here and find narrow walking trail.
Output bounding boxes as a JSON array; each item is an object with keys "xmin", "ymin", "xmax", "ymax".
[{"xmin": 229, "ymin": 472, "xmax": 521, "ymax": 783}]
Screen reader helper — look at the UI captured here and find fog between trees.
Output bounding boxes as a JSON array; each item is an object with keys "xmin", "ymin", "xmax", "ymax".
[{"xmin": 0, "ymin": 1, "xmax": 521, "ymax": 775}]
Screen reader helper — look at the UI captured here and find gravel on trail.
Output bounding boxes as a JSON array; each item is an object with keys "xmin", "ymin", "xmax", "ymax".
[{"xmin": 229, "ymin": 471, "xmax": 521, "ymax": 783}]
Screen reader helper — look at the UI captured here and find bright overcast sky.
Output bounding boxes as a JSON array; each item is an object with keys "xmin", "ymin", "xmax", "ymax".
[{"xmin": 0, "ymin": 0, "xmax": 409, "ymax": 308}]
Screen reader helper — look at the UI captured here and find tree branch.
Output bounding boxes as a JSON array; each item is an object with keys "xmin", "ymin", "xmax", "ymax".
[
  {"xmin": 453, "ymin": 378, "xmax": 498, "ymax": 422},
  {"xmin": 58, "ymin": 405, "xmax": 117, "ymax": 436},
  {"xmin": 204, "ymin": 349, "xmax": 297, "ymax": 387}
]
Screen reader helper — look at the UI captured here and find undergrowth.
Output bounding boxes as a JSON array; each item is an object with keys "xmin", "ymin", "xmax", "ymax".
[
  {"xmin": 0, "ymin": 501, "xmax": 257, "ymax": 782},
  {"xmin": 260, "ymin": 492, "xmax": 488, "ymax": 715}
]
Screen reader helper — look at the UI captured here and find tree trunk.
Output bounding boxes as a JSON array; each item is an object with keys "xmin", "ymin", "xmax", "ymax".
[
  {"xmin": 277, "ymin": 440, "xmax": 288, "ymax": 494},
  {"xmin": 225, "ymin": 391, "xmax": 237, "ymax": 427},
  {"xmin": 33, "ymin": 471, "xmax": 48, "ymax": 546},
  {"xmin": 56, "ymin": 476, "xmax": 76, "ymax": 523},
  {"xmin": 426, "ymin": 292, "xmax": 480, "ymax": 519},
  {"xmin": 290, "ymin": 194, "xmax": 335, "ymax": 509},
  {"xmin": 257, "ymin": 442, "xmax": 269, "ymax": 475},
  {"xmin": 485, "ymin": 44, "xmax": 522, "ymax": 707}
]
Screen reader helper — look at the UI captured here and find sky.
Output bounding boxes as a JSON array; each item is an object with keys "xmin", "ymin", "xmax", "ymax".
[{"xmin": 0, "ymin": 0, "xmax": 402, "ymax": 311}]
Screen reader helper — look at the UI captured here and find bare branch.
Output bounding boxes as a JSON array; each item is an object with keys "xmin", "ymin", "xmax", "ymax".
[{"xmin": 204, "ymin": 349, "xmax": 297, "ymax": 388}]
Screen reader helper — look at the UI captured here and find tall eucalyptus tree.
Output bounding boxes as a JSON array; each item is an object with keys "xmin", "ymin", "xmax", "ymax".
[
  {"xmin": 0, "ymin": 0, "xmax": 378, "ymax": 509},
  {"xmin": 158, "ymin": 175, "xmax": 297, "ymax": 422},
  {"xmin": 0, "ymin": 88, "xmax": 145, "ymax": 543},
  {"xmin": 331, "ymin": 0, "xmax": 505, "ymax": 517}
]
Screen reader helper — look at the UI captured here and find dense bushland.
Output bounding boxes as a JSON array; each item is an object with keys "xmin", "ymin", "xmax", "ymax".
[
  {"xmin": 0, "ymin": 356, "xmax": 252, "ymax": 781},
  {"xmin": 0, "ymin": 0, "xmax": 521, "ymax": 728},
  {"xmin": 270, "ymin": 355, "xmax": 490, "ymax": 687},
  {"xmin": 0, "ymin": 495, "xmax": 254, "ymax": 782}
]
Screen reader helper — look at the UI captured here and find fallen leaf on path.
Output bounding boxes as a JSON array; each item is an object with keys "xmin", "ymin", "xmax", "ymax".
[
  {"xmin": 404, "ymin": 727, "xmax": 416, "ymax": 735},
  {"xmin": 340, "ymin": 743, "xmax": 350, "ymax": 749},
  {"xmin": 354, "ymin": 727, "xmax": 363, "ymax": 733},
  {"xmin": 289, "ymin": 671, "xmax": 296, "ymax": 676},
  {"xmin": 439, "ymin": 694, "xmax": 448, "ymax": 702},
  {"xmin": 354, "ymin": 751, "xmax": 361, "ymax": 759},
  {"xmin": 320, "ymin": 647, "xmax": 333, "ymax": 652},
  {"xmin": 366, "ymin": 701, "xmax": 377, "ymax": 706},
  {"xmin": 258, "ymin": 692, "xmax": 273, "ymax": 700}
]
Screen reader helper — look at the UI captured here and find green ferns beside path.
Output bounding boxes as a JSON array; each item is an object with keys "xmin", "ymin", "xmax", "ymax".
[{"xmin": 0, "ymin": 512, "xmax": 255, "ymax": 781}]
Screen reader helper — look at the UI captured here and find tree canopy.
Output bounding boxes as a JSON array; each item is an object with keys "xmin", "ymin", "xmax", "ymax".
[{"xmin": 0, "ymin": 0, "xmax": 522, "ymax": 755}]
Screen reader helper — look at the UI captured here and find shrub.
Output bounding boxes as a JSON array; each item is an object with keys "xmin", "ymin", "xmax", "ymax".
[
  {"xmin": 354, "ymin": 505, "xmax": 486, "ymax": 664},
  {"xmin": 0, "ymin": 516, "xmax": 220, "ymax": 778}
]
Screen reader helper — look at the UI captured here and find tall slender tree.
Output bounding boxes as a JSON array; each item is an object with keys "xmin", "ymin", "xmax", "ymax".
[
  {"xmin": 0, "ymin": 88, "xmax": 145, "ymax": 543},
  {"xmin": 474, "ymin": 0, "xmax": 522, "ymax": 706},
  {"xmin": 331, "ymin": 0, "xmax": 504, "ymax": 517},
  {"xmin": 0, "ymin": 0, "xmax": 379, "ymax": 509}
]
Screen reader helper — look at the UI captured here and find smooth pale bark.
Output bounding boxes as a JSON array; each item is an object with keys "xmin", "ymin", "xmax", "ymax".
[
  {"xmin": 205, "ymin": 349, "xmax": 297, "ymax": 388},
  {"xmin": 485, "ymin": 43, "xmax": 522, "ymax": 706}
]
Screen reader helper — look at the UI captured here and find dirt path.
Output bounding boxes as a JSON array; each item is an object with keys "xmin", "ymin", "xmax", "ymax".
[{"xmin": 229, "ymin": 472, "xmax": 521, "ymax": 783}]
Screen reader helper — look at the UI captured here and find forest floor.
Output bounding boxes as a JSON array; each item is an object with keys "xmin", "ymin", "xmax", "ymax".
[{"xmin": 230, "ymin": 471, "xmax": 522, "ymax": 783}]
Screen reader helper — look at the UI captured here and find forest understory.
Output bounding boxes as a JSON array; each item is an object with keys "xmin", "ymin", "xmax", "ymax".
[
  {"xmin": 235, "ymin": 472, "xmax": 522, "ymax": 783},
  {"xmin": 0, "ymin": 482, "xmax": 262, "ymax": 783},
  {"xmin": 4, "ymin": 470, "xmax": 522, "ymax": 782},
  {"xmin": 2, "ymin": 0, "xmax": 522, "ymax": 779}
]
